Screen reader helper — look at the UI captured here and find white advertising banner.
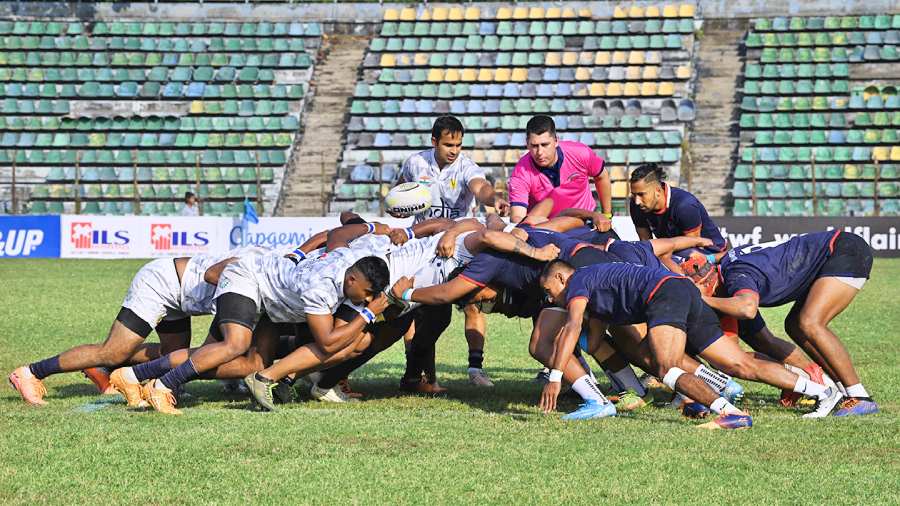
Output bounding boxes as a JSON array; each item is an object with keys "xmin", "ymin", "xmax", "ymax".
[{"xmin": 227, "ymin": 215, "xmax": 413, "ymax": 250}]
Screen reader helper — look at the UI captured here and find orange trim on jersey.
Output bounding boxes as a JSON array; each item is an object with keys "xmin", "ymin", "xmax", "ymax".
[
  {"xmin": 568, "ymin": 296, "xmax": 589, "ymax": 306},
  {"xmin": 571, "ymin": 243, "xmax": 592, "ymax": 256},
  {"xmin": 827, "ymin": 229, "xmax": 841, "ymax": 254},
  {"xmin": 734, "ymin": 288, "xmax": 759, "ymax": 298},
  {"xmin": 653, "ymin": 183, "xmax": 670, "ymax": 215},
  {"xmin": 683, "ymin": 224, "xmax": 702, "ymax": 235},
  {"xmin": 458, "ymin": 274, "xmax": 486, "ymax": 288},
  {"xmin": 646, "ymin": 275, "xmax": 686, "ymax": 302}
]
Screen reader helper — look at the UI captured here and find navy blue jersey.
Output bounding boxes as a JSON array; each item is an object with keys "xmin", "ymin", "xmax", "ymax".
[
  {"xmin": 565, "ymin": 263, "xmax": 685, "ymax": 325},
  {"xmin": 560, "ymin": 225, "xmax": 617, "ymax": 246},
  {"xmin": 719, "ymin": 230, "xmax": 840, "ymax": 307},
  {"xmin": 630, "ymin": 184, "xmax": 726, "ymax": 252},
  {"xmin": 519, "ymin": 225, "xmax": 584, "ymax": 259},
  {"xmin": 606, "ymin": 240, "xmax": 662, "ymax": 269}
]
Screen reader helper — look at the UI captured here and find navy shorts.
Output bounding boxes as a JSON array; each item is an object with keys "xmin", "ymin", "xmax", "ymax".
[
  {"xmin": 645, "ymin": 278, "xmax": 722, "ymax": 355},
  {"xmin": 818, "ymin": 232, "xmax": 873, "ymax": 280}
]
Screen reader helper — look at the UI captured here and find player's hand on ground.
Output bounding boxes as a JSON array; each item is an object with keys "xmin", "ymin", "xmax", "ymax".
[
  {"xmin": 367, "ymin": 293, "xmax": 390, "ymax": 315},
  {"xmin": 389, "ymin": 228, "xmax": 411, "ymax": 245},
  {"xmin": 390, "ymin": 276, "xmax": 415, "ymax": 301},
  {"xmin": 591, "ymin": 212, "xmax": 612, "ymax": 232},
  {"xmin": 533, "ymin": 244, "xmax": 561, "ymax": 262},
  {"xmin": 436, "ymin": 233, "xmax": 457, "ymax": 258},
  {"xmin": 494, "ymin": 197, "xmax": 510, "ymax": 217},
  {"xmin": 539, "ymin": 382, "xmax": 561, "ymax": 414}
]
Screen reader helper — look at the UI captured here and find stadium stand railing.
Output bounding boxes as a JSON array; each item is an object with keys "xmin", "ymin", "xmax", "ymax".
[
  {"xmin": 0, "ymin": 19, "xmax": 321, "ymax": 216},
  {"xmin": 331, "ymin": 4, "xmax": 699, "ymax": 216},
  {"xmin": 734, "ymin": 14, "xmax": 900, "ymax": 217}
]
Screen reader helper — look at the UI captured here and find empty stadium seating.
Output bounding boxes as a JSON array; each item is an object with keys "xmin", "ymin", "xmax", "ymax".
[
  {"xmin": 333, "ymin": 4, "xmax": 698, "ymax": 215},
  {"xmin": 0, "ymin": 19, "xmax": 320, "ymax": 215},
  {"xmin": 734, "ymin": 14, "xmax": 900, "ymax": 216}
]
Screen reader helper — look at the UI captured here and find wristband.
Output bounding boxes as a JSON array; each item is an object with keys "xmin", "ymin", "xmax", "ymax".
[
  {"xmin": 359, "ymin": 307, "xmax": 376, "ymax": 324},
  {"xmin": 706, "ymin": 254, "xmax": 717, "ymax": 265},
  {"xmin": 405, "ymin": 227, "xmax": 415, "ymax": 240},
  {"xmin": 401, "ymin": 288, "xmax": 414, "ymax": 301},
  {"xmin": 291, "ymin": 248, "xmax": 306, "ymax": 260},
  {"xmin": 548, "ymin": 369, "xmax": 563, "ymax": 383},
  {"xmin": 365, "ymin": 223, "xmax": 375, "ymax": 234},
  {"xmin": 502, "ymin": 223, "xmax": 516, "ymax": 233},
  {"xmin": 603, "ymin": 212, "xmax": 613, "ymax": 219}
]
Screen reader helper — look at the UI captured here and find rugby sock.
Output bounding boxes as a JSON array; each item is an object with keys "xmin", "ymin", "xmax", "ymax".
[
  {"xmin": 577, "ymin": 354, "xmax": 597, "ymax": 383},
  {"xmin": 836, "ymin": 382, "xmax": 848, "ymax": 396},
  {"xmin": 609, "ymin": 366, "xmax": 647, "ymax": 396},
  {"xmin": 710, "ymin": 397, "xmax": 741, "ymax": 415},
  {"xmin": 845, "ymin": 383, "xmax": 869, "ymax": 398},
  {"xmin": 571, "ymin": 375, "xmax": 608, "ymax": 403},
  {"xmin": 133, "ymin": 355, "xmax": 172, "ymax": 382},
  {"xmin": 29, "ymin": 356, "xmax": 61, "ymax": 380},
  {"xmin": 467, "ymin": 349, "xmax": 484, "ymax": 370},
  {"xmin": 793, "ymin": 376, "xmax": 827, "ymax": 398},
  {"xmin": 159, "ymin": 359, "xmax": 198, "ymax": 391},
  {"xmin": 694, "ymin": 364, "xmax": 730, "ymax": 393}
]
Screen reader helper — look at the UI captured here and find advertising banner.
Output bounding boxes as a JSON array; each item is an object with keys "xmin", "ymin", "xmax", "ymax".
[{"xmin": 0, "ymin": 215, "xmax": 60, "ymax": 258}]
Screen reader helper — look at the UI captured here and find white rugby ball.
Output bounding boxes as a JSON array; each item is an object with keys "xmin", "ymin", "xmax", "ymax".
[{"xmin": 385, "ymin": 182, "xmax": 431, "ymax": 218}]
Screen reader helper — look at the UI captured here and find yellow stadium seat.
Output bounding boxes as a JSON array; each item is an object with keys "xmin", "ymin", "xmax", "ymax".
[
  {"xmin": 464, "ymin": 7, "xmax": 481, "ymax": 20},
  {"xmin": 663, "ymin": 5, "xmax": 679, "ymax": 17},
  {"xmin": 658, "ymin": 82, "xmax": 675, "ymax": 95},
  {"xmin": 640, "ymin": 82, "xmax": 658, "ymax": 96},
  {"xmin": 383, "ymin": 8, "xmax": 399, "ymax": 21},
  {"xmin": 844, "ymin": 164, "xmax": 859, "ymax": 178},
  {"xmin": 573, "ymin": 85, "xmax": 589, "ymax": 97},
  {"xmin": 494, "ymin": 67, "xmax": 511, "ymax": 82},
  {"xmin": 398, "ymin": 55, "xmax": 413, "ymax": 66},
  {"xmin": 432, "ymin": 7, "xmax": 448, "ymax": 21},
  {"xmin": 575, "ymin": 67, "xmax": 591, "ymax": 80},
  {"xmin": 487, "ymin": 150, "xmax": 503, "ymax": 164},
  {"xmin": 629, "ymin": 6, "xmax": 645, "ymax": 18},
  {"xmin": 505, "ymin": 149, "xmax": 521, "ymax": 164},
  {"xmin": 470, "ymin": 150, "xmax": 487, "ymax": 165},
  {"xmin": 444, "ymin": 68, "xmax": 461, "ymax": 81},
  {"xmin": 380, "ymin": 54, "xmax": 396, "ymax": 67},
  {"xmin": 561, "ymin": 7, "xmax": 577, "ymax": 18},
  {"xmin": 646, "ymin": 6, "xmax": 662, "ymax": 18},
  {"xmin": 612, "ymin": 181, "xmax": 629, "ymax": 198},
  {"xmin": 679, "ymin": 4, "xmax": 696, "ymax": 17},
  {"xmin": 546, "ymin": 7, "xmax": 562, "ymax": 18},
  {"xmin": 496, "ymin": 7, "xmax": 512, "ymax": 20},
  {"xmin": 545, "ymin": 52, "xmax": 562, "ymax": 66},
  {"xmin": 612, "ymin": 51, "xmax": 628, "ymax": 64},
  {"xmin": 873, "ymin": 146, "xmax": 890, "ymax": 161},
  {"xmin": 400, "ymin": 8, "xmax": 416, "ymax": 21},
  {"xmin": 414, "ymin": 53, "xmax": 429, "ymax": 66},
  {"xmin": 529, "ymin": 7, "xmax": 545, "ymax": 19},
  {"xmin": 420, "ymin": 9, "xmax": 431, "ymax": 21},
  {"xmin": 461, "ymin": 68, "xmax": 478, "ymax": 82},
  {"xmin": 610, "ymin": 166, "xmax": 627, "ymax": 180},
  {"xmin": 606, "ymin": 82, "xmax": 623, "ymax": 96},
  {"xmin": 891, "ymin": 146, "xmax": 900, "ymax": 161},
  {"xmin": 589, "ymin": 82, "xmax": 606, "ymax": 96},
  {"xmin": 628, "ymin": 51, "xmax": 645, "ymax": 65},
  {"xmin": 624, "ymin": 82, "xmax": 640, "ymax": 96},
  {"xmin": 578, "ymin": 8, "xmax": 592, "ymax": 18},
  {"xmin": 428, "ymin": 68, "xmax": 445, "ymax": 82},
  {"xmin": 613, "ymin": 6, "xmax": 628, "ymax": 18},
  {"xmin": 562, "ymin": 52, "xmax": 578, "ymax": 65},
  {"xmin": 626, "ymin": 66, "xmax": 642, "ymax": 80},
  {"xmin": 448, "ymin": 7, "xmax": 464, "ymax": 21},
  {"xmin": 511, "ymin": 68, "xmax": 527, "ymax": 81},
  {"xmin": 676, "ymin": 65, "xmax": 692, "ymax": 80},
  {"xmin": 513, "ymin": 7, "xmax": 528, "ymax": 19},
  {"xmin": 595, "ymin": 52, "xmax": 612, "ymax": 65},
  {"xmin": 190, "ymin": 100, "xmax": 204, "ymax": 114},
  {"xmin": 578, "ymin": 52, "xmax": 593, "ymax": 65},
  {"xmin": 642, "ymin": 66, "xmax": 660, "ymax": 80},
  {"xmin": 476, "ymin": 68, "xmax": 492, "ymax": 82}
]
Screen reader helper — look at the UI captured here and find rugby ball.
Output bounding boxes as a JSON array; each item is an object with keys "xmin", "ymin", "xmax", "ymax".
[{"xmin": 384, "ymin": 182, "xmax": 432, "ymax": 218}]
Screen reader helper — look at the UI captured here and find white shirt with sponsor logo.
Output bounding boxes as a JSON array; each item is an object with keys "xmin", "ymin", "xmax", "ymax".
[{"xmin": 399, "ymin": 149, "xmax": 486, "ymax": 223}]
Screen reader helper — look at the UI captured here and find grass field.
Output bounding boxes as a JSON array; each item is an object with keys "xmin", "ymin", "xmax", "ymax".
[{"xmin": 1, "ymin": 258, "xmax": 899, "ymax": 504}]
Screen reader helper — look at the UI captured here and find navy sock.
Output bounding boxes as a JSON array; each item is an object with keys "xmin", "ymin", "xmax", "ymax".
[
  {"xmin": 133, "ymin": 355, "xmax": 172, "ymax": 382},
  {"xmin": 29, "ymin": 356, "xmax": 62, "ymax": 380},
  {"xmin": 159, "ymin": 359, "xmax": 199, "ymax": 390},
  {"xmin": 468, "ymin": 349, "xmax": 484, "ymax": 370}
]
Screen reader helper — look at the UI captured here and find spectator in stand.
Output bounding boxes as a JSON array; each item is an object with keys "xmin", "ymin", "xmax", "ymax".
[{"xmin": 181, "ymin": 192, "xmax": 199, "ymax": 217}]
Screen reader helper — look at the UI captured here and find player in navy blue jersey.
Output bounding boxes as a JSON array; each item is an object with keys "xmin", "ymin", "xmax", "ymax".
[
  {"xmin": 629, "ymin": 164, "xmax": 727, "ymax": 258},
  {"xmin": 699, "ymin": 230, "xmax": 878, "ymax": 417}
]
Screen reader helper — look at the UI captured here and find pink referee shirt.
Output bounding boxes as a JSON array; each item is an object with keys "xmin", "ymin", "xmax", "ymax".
[{"xmin": 507, "ymin": 140, "xmax": 604, "ymax": 217}]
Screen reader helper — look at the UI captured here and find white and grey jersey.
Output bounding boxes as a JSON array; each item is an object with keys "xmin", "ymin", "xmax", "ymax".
[
  {"xmin": 399, "ymin": 149, "xmax": 486, "ymax": 223},
  {"xmin": 180, "ymin": 246, "xmax": 269, "ymax": 316}
]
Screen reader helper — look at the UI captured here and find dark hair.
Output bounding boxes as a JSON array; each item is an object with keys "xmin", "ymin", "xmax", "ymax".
[
  {"xmin": 351, "ymin": 256, "xmax": 390, "ymax": 293},
  {"xmin": 629, "ymin": 163, "xmax": 667, "ymax": 185},
  {"xmin": 540, "ymin": 259, "xmax": 575, "ymax": 280},
  {"xmin": 525, "ymin": 115, "xmax": 557, "ymax": 139},
  {"xmin": 431, "ymin": 115, "xmax": 464, "ymax": 140},
  {"xmin": 184, "ymin": 191, "xmax": 195, "ymax": 201}
]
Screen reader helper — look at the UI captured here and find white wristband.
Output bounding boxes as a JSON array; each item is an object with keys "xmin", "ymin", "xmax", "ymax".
[
  {"xmin": 502, "ymin": 223, "xmax": 517, "ymax": 233},
  {"xmin": 359, "ymin": 307, "xmax": 376, "ymax": 324},
  {"xmin": 405, "ymin": 227, "xmax": 415, "ymax": 240},
  {"xmin": 365, "ymin": 223, "xmax": 375, "ymax": 234},
  {"xmin": 548, "ymin": 369, "xmax": 563, "ymax": 383}
]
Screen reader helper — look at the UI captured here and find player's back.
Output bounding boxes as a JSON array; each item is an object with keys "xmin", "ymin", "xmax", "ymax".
[
  {"xmin": 569, "ymin": 262, "xmax": 679, "ymax": 325},
  {"xmin": 607, "ymin": 240, "xmax": 662, "ymax": 269}
]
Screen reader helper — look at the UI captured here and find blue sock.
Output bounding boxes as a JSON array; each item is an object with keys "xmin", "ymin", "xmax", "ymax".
[
  {"xmin": 133, "ymin": 355, "xmax": 172, "ymax": 382},
  {"xmin": 159, "ymin": 359, "xmax": 198, "ymax": 391},
  {"xmin": 29, "ymin": 356, "xmax": 61, "ymax": 380}
]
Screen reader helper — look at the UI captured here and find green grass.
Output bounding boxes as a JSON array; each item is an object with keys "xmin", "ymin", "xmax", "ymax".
[{"xmin": 1, "ymin": 259, "xmax": 899, "ymax": 504}]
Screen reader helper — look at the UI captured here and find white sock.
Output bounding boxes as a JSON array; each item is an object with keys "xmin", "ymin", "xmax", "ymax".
[
  {"xmin": 121, "ymin": 367, "xmax": 138, "ymax": 384},
  {"xmin": 576, "ymin": 355, "xmax": 597, "ymax": 383},
  {"xmin": 836, "ymin": 381, "xmax": 848, "ymax": 396},
  {"xmin": 845, "ymin": 383, "xmax": 869, "ymax": 398},
  {"xmin": 610, "ymin": 366, "xmax": 647, "ymax": 396},
  {"xmin": 154, "ymin": 379, "xmax": 171, "ymax": 392},
  {"xmin": 710, "ymin": 397, "xmax": 741, "ymax": 415},
  {"xmin": 571, "ymin": 375, "xmax": 607, "ymax": 403},
  {"xmin": 694, "ymin": 364, "xmax": 730, "ymax": 392},
  {"xmin": 793, "ymin": 376, "xmax": 826, "ymax": 398}
]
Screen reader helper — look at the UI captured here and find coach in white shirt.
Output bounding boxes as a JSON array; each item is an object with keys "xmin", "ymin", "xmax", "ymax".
[{"xmin": 396, "ymin": 116, "xmax": 508, "ymax": 391}]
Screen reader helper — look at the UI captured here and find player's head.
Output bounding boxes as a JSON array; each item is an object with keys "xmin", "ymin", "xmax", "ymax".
[
  {"xmin": 431, "ymin": 115, "xmax": 464, "ymax": 168},
  {"xmin": 344, "ymin": 256, "xmax": 390, "ymax": 305},
  {"xmin": 682, "ymin": 253, "xmax": 721, "ymax": 296},
  {"xmin": 525, "ymin": 115, "xmax": 559, "ymax": 168},
  {"xmin": 539, "ymin": 259, "xmax": 576, "ymax": 306},
  {"xmin": 629, "ymin": 163, "xmax": 667, "ymax": 213}
]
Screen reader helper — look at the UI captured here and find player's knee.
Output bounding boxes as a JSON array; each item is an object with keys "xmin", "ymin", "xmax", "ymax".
[
  {"xmin": 221, "ymin": 337, "xmax": 252, "ymax": 360},
  {"xmin": 796, "ymin": 313, "xmax": 825, "ymax": 337}
]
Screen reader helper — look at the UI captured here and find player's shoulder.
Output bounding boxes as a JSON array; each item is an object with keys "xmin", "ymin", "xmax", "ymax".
[
  {"xmin": 402, "ymin": 149, "xmax": 434, "ymax": 169},
  {"xmin": 559, "ymin": 140, "xmax": 594, "ymax": 159},
  {"xmin": 670, "ymin": 185, "xmax": 701, "ymax": 206}
]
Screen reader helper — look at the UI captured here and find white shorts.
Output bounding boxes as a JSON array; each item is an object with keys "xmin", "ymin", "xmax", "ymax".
[
  {"xmin": 121, "ymin": 258, "xmax": 186, "ymax": 328},
  {"xmin": 214, "ymin": 257, "xmax": 263, "ymax": 316}
]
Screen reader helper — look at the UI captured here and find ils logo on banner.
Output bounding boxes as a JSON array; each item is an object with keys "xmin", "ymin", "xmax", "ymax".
[
  {"xmin": 70, "ymin": 222, "xmax": 129, "ymax": 250},
  {"xmin": 150, "ymin": 224, "xmax": 209, "ymax": 252}
]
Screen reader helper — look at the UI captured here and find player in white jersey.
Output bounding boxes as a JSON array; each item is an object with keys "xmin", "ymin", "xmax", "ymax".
[{"xmin": 8, "ymin": 245, "xmax": 273, "ymax": 406}]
